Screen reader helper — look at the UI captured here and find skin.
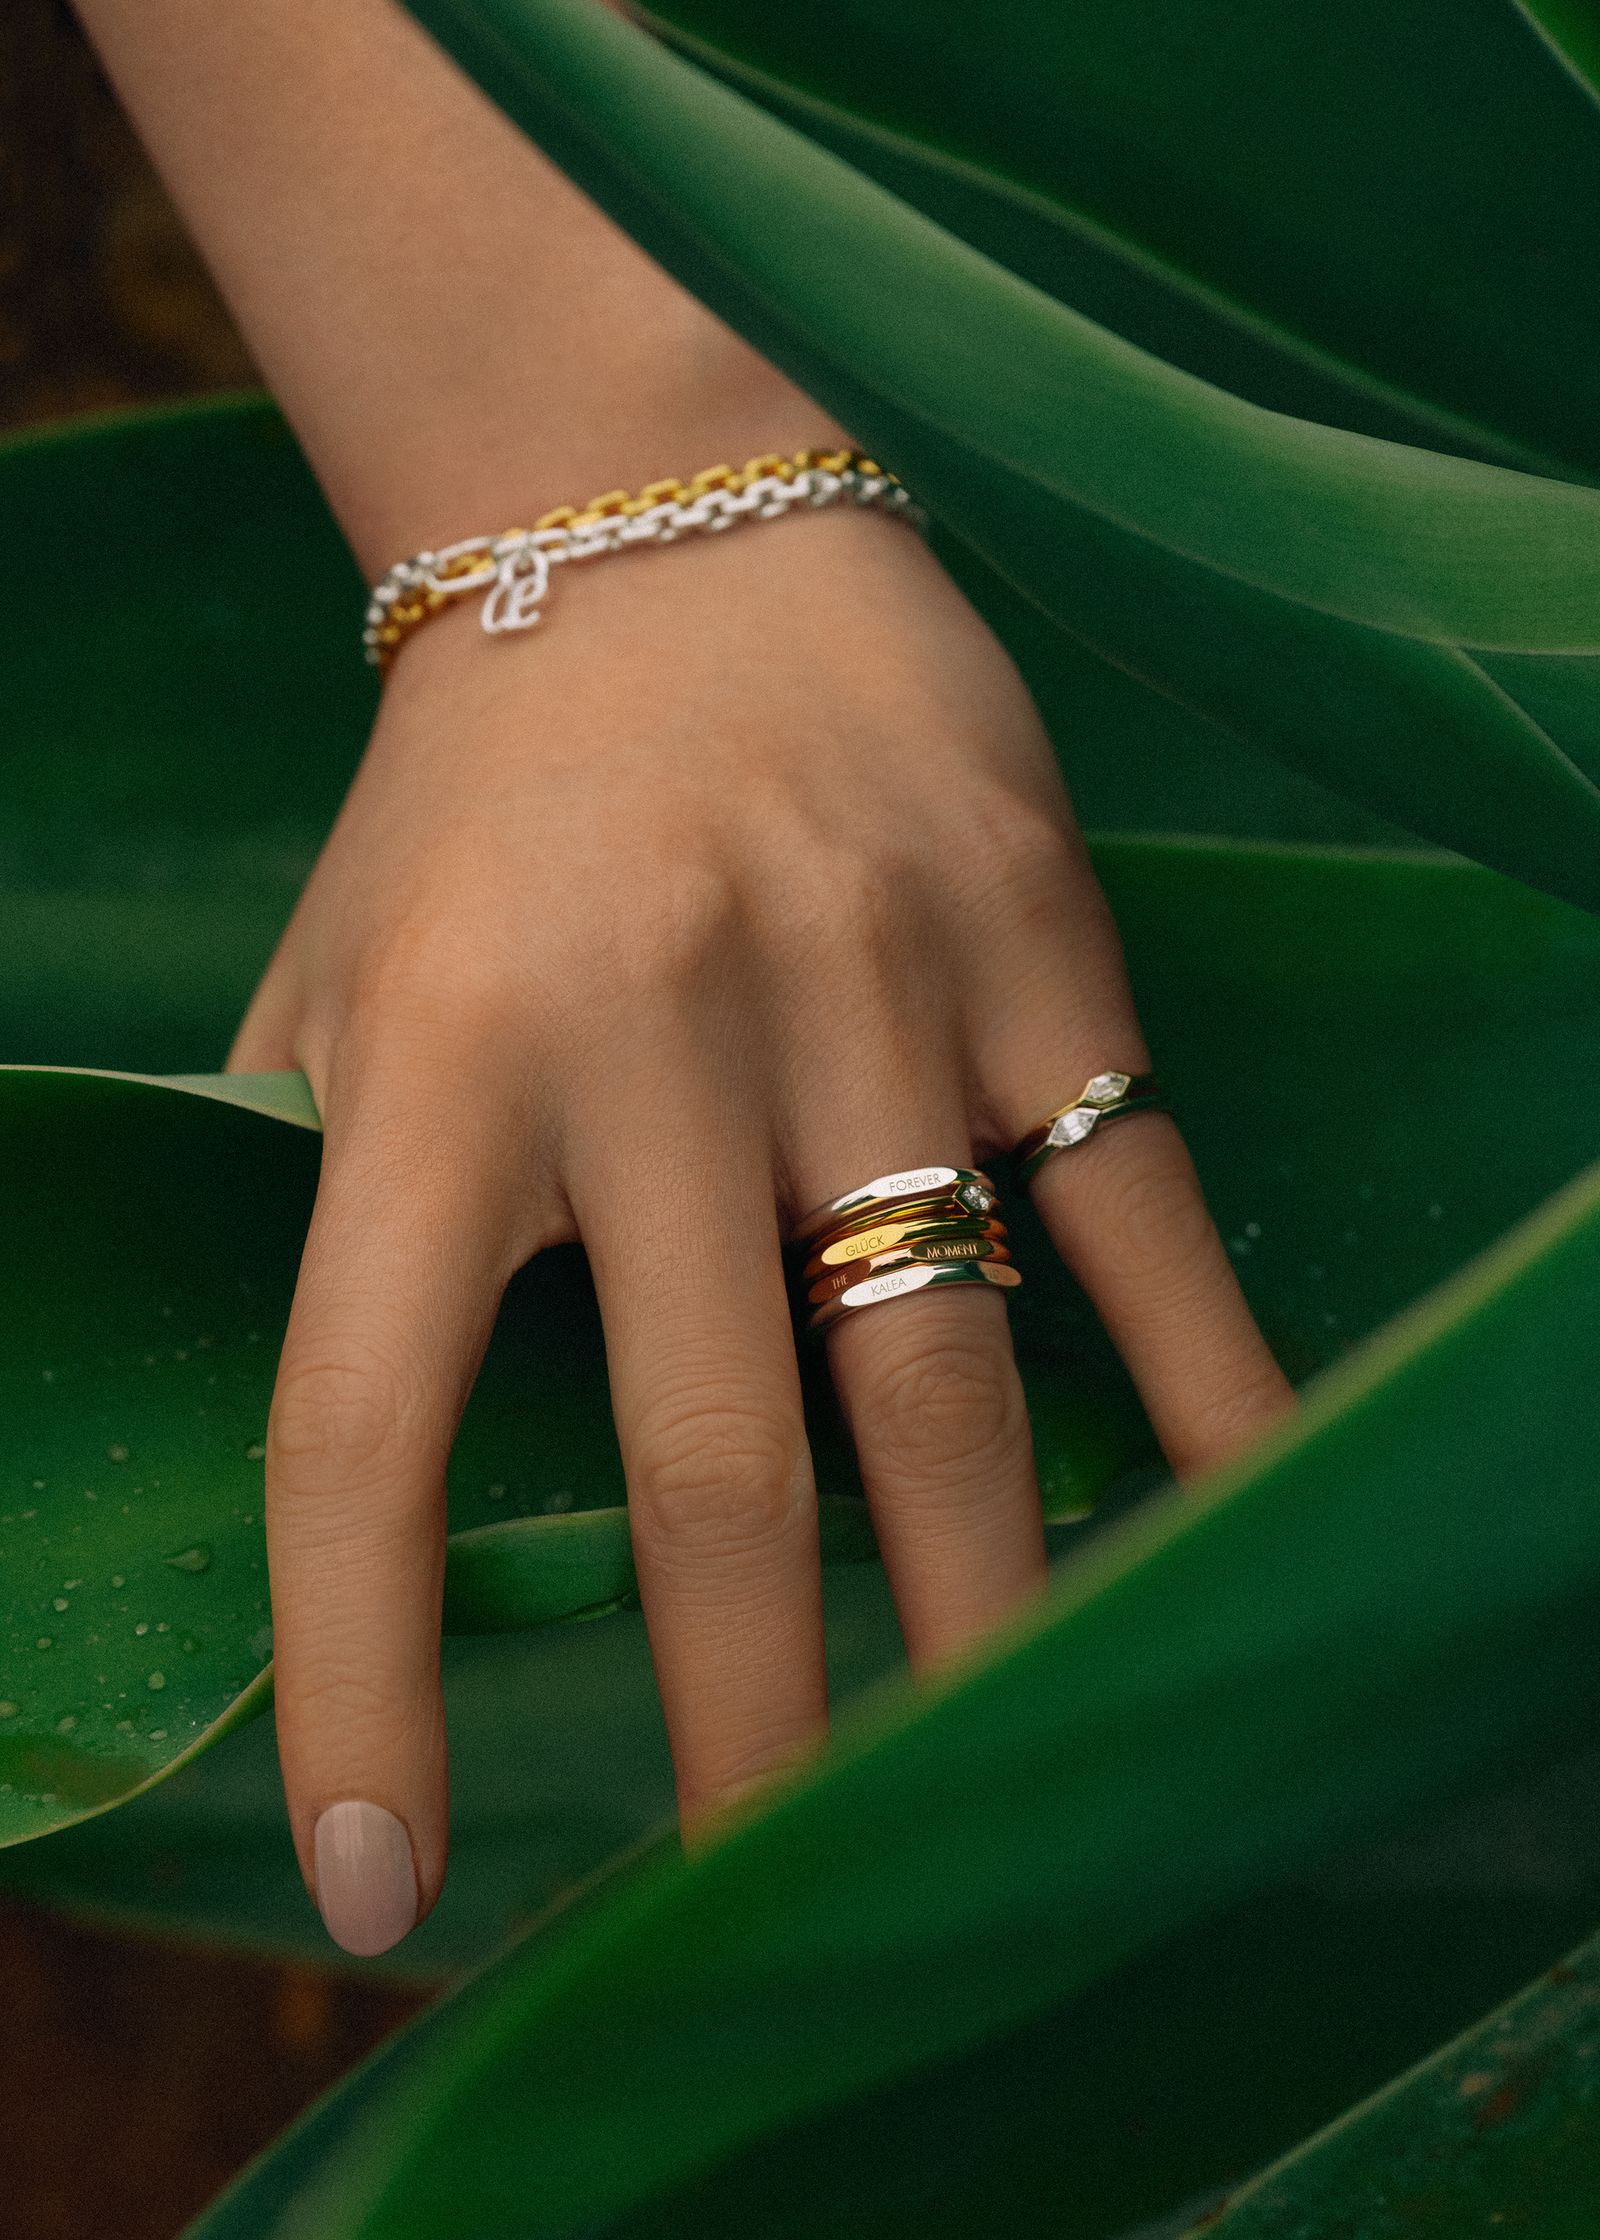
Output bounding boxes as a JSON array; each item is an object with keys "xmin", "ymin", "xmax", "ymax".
[{"xmin": 74, "ymin": 0, "xmax": 1295, "ymax": 1948}]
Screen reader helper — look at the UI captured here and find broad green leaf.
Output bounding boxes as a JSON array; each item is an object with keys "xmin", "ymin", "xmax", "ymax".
[
  {"xmin": 178, "ymin": 1156, "xmax": 1600, "ymax": 2239},
  {"xmin": 643, "ymin": 0, "xmax": 1600, "ymax": 476},
  {"xmin": 600, "ymin": 1746, "xmax": 1600, "ymax": 2240},
  {"xmin": 1191, "ymin": 1927, "xmax": 1600, "ymax": 2236},
  {"xmin": 402, "ymin": 0, "xmax": 1600, "ymax": 911}
]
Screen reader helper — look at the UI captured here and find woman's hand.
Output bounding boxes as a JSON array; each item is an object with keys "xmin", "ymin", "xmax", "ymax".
[{"xmin": 227, "ymin": 501, "xmax": 1294, "ymax": 1954}]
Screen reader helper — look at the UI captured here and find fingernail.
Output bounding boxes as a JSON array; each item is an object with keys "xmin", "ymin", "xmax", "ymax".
[{"xmin": 312, "ymin": 1800, "xmax": 417, "ymax": 1956}]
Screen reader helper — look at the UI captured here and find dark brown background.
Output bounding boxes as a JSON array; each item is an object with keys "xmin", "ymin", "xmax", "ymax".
[{"xmin": 1, "ymin": 9, "xmax": 426, "ymax": 2236}]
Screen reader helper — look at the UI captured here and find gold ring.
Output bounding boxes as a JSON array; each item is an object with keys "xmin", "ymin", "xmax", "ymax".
[
  {"xmin": 803, "ymin": 1211, "xmax": 1007, "ymax": 1272},
  {"xmin": 807, "ymin": 1236, "xmax": 1013, "ymax": 1304},
  {"xmin": 1011, "ymin": 1070, "xmax": 1167, "ymax": 1183},
  {"xmin": 789, "ymin": 1164, "xmax": 998, "ymax": 1245},
  {"xmin": 806, "ymin": 1256, "xmax": 1022, "ymax": 1336}
]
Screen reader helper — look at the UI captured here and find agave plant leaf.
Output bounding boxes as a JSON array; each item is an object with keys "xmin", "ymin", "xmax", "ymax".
[
  {"xmin": 167, "ymin": 1155, "xmax": 1600, "ymax": 2239},
  {"xmin": 400, "ymin": 0, "xmax": 1600, "ymax": 912},
  {"xmin": 1518, "ymin": 1, "xmax": 1600, "ymax": 105},
  {"xmin": 640, "ymin": 0, "xmax": 1600, "ymax": 475},
  {"xmin": 1188, "ymin": 1926, "xmax": 1600, "ymax": 2236}
]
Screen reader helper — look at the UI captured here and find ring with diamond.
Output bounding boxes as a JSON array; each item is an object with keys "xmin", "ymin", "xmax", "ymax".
[
  {"xmin": 1012, "ymin": 1072, "xmax": 1167, "ymax": 1183},
  {"xmin": 788, "ymin": 1164, "xmax": 999, "ymax": 1246},
  {"xmin": 805, "ymin": 1256, "xmax": 1023, "ymax": 1337}
]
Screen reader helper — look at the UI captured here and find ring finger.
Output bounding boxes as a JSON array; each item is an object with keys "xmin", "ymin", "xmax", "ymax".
[{"xmin": 782, "ymin": 1032, "xmax": 1048, "ymax": 1672}]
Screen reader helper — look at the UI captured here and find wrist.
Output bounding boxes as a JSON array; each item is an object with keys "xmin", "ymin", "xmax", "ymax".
[{"xmin": 331, "ymin": 314, "xmax": 856, "ymax": 583}]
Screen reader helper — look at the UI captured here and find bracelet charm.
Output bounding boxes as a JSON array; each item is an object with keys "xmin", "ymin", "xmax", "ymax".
[{"xmin": 363, "ymin": 447, "xmax": 921, "ymax": 673}]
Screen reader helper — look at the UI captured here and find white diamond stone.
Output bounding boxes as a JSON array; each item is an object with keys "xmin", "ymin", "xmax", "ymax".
[
  {"xmin": 1083, "ymin": 1072, "xmax": 1131, "ymax": 1106},
  {"xmin": 1048, "ymin": 1106, "xmax": 1099, "ymax": 1148},
  {"xmin": 958, "ymin": 1182, "xmax": 995, "ymax": 1214}
]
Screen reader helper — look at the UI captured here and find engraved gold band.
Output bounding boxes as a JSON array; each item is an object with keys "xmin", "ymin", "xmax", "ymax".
[
  {"xmin": 1012, "ymin": 1070, "xmax": 1167, "ymax": 1183},
  {"xmin": 802, "ymin": 1212, "xmax": 1006, "ymax": 1275},
  {"xmin": 806, "ymin": 1235, "xmax": 1013, "ymax": 1304}
]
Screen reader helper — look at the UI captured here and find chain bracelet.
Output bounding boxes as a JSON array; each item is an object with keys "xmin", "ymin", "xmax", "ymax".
[{"xmin": 362, "ymin": 447, "xmax": 924, "ymax": 674}]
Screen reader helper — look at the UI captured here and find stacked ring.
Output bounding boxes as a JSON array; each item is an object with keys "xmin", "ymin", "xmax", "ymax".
[
  {"xmin": 1012, "ymin": 1070, "xmax": 1167, "ymax": 1183},
  {"xmin": 786, "ymin": 1164, "xmax": 1022, "ymax": 1336}
]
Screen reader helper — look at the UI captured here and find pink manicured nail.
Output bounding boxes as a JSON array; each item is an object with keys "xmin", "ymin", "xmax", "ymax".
[{"xmin": 312, "ymin": 1800, "xmax": 418, "ymax": 1956}]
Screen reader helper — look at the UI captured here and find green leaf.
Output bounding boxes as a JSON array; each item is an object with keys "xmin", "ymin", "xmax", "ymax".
[
  {"xmin": 400, "ymin": 0, "xmax": 1600, "ymax": 911},
  {"xmin": 1518, "ymin": 1, "xmax": 1600, "ymax": 107},
  {"xmin": 175, "ymin": 1155, "xmax": 1600, "ymax": 2238},
  {"xmin": 642, "ymin": 0, "xmax": 1600, "ymax": 476},
  {"xmin": 1191, "ymin": 1928, "xmax": 1600, "ymax": 2237}
]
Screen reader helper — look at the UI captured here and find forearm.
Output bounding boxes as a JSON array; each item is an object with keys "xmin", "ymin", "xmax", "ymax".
[{"xmin": 71, "ymin": 0, "xmax": 848, "ymax": 574}]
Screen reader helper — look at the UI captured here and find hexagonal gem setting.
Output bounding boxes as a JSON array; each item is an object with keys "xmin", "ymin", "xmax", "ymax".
[{"xmin": 1047, "ymin": 1106, "xmax": 1100, "ymax": 1149}]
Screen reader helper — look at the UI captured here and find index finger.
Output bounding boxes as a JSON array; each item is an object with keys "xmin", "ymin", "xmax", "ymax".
[{"xmin": 266, "ymin": 1076, "xmax": 519, "ymax": 1952}]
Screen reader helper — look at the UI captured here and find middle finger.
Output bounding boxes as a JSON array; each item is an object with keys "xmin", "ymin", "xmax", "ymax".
[{"xmin": 566, "ymin": 1064, "xmax": 826, "ymax": 1826}]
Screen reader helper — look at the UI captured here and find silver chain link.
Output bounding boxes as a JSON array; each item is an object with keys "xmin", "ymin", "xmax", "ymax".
[{"xmin": 363, "ymin": 463, "xmax": 924, "ymax": 664}]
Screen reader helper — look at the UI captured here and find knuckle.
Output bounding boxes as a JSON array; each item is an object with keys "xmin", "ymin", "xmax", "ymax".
[
  {"xmin": 863, "ymin": 1319, "xmax": 1032, "ymax": 1484},
  {"xmin": 955, "ymin": 790, "xmax": 1077, "ymax": 890},
  {"xmin": 629, "ymin": 1390, "xmax": 809, "ymax": 1563},
  {"xmin": 989, "ymin": 800, "xmax": 1080, "ymax": 891},
  {"xmin": 607, "ymin": 858, "xmax": 745, "ymax": 1002},
  {"xmin": 768, "ymin": 841, "xmax": 913, "ymax": 970},
  {"xmin": 345, "ymin": 914, "xmax": 516, "ymax": 1047},
  {"xmin": 269, "ymin": 1344, "xmax": 415, "ymax": 1491}
]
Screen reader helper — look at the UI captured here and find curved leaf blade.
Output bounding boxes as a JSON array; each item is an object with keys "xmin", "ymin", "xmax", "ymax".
[
  {"xmin": 1517, "ymin": 1, "xmax": 1600, "ymax": 109},
  {"xmin": 1193, "ymin": 1928, "xmax": 1600, "ymax": 2236},
  {"xmin": 645, "ymin": 0, "xmax": 1600, "ymax": 481}
]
